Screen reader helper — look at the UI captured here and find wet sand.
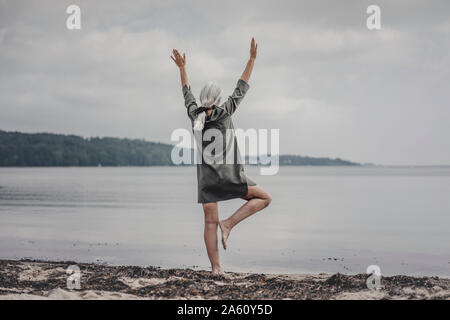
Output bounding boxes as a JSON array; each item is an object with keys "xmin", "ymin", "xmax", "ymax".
[{"xmin": 0, "ymin": 259, "xmax": 448, "ymax": 300}]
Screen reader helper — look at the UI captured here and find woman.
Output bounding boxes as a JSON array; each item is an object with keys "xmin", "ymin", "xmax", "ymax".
[{"xmin": 170, "ymin": 37, "xmax": 272, "ymax": 275}]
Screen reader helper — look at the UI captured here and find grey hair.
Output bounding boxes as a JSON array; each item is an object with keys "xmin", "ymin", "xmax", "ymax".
[{"xmin": 200, "ymin": 82, "xmax": 222, "ymax": 108}]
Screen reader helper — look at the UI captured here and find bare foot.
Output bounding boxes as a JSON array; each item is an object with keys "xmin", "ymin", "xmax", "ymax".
[
  {"xmin": 212, "ymin": 267, "xmax": 224, "ymax": 275},
  {"xmin": 218, "ymin": 219, "xmax": 231, "ymax": 250},
  {"xmin": 212, "ymin": 267, "xmax": 229, "ymax": 279}
]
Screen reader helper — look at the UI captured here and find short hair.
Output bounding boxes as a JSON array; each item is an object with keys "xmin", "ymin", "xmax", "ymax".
[{"xmin": 200, "ymin": 82, "xmax": 222, "ymax": 108}]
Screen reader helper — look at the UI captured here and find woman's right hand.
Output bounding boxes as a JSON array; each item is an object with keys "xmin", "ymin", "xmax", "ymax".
[
  {"xmin": 170, "ymin": 49, "xmax": 186, "ymax": 68},
  {"xmin": 250, "ymin": 37, "xmax": 258, "ymax": 60}
]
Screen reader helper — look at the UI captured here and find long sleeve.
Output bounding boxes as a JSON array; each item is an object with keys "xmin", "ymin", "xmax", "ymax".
[
  {"xmin": 183, "ymin": 84, "xmax": 199, "ymax": 121},
  {"xmin": 222, "ymin": 79, "xmax": 250, "ymax": 116}
]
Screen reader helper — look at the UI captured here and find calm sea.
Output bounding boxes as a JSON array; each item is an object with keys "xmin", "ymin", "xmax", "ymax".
[{"xmin": 0, "ymin": 166, "xmax": 449, "ymax": 277}]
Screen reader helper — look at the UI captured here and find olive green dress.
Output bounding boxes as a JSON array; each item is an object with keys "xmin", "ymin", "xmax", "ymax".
[{"xmin": 183, "ymin": 79, "xmax": 256, "ymax": 203}]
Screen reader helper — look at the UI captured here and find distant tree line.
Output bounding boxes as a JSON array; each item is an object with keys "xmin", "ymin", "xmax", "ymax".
[
  {"xmin": 278, "ymin": 154, "xmax": 359, "ymax": 166},
  {"xmin": 0, "ymin": 130, "xmax": 174, "ymax": 166},
  {"xmin": 0, "ymin": 130, "xmax": 359, "ymax": 167}
]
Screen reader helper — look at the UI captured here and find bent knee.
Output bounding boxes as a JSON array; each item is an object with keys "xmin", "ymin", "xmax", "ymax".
[{"xmin": 264, "ymin": 194, "xmax": 272, "ymax": 207}]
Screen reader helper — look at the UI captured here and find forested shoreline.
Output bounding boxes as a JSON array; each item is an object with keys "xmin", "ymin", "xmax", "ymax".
[{"xmin": 0, "ymin": 130, "xmax": 359, "ymax": 166}]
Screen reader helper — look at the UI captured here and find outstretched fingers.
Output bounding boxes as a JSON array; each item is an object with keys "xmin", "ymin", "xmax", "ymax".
[
  {"xmin": 170, "ymin": 49, "xmax": 186, "ymax": 67},
  {"xmin": 170, "ymin": 49, "xmax": 179, "ymax": 64}
]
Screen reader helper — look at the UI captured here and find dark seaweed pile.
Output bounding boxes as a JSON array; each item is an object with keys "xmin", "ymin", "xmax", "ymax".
[{"xmin": 0, "ymin": 259, "xmax": 448, "ymax": 300}]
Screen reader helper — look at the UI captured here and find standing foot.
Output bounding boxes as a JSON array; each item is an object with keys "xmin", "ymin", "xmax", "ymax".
[
  {"xmin": 212, "ymin": 266, "xmax": 224, "ymax": 275},
  {"xmin": 218, "ymin": 219, "xmax": 231, "ymax": 250},
  {"xmin": 211, "ymin": 266, "xmax": 230, "ymax": 278}
]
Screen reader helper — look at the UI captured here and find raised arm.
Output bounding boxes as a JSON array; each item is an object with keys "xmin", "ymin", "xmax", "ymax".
[
  {"xmin": 171, "ymin": 49, "xmax": 201, "ymax": 121},
  {"xmin": 170, "ymin": 49, "xmax": 189, "ymax": 88},
  {"xmin": 240, "ymin": 37, "xmax": 258, "ymax": 83},
  {"xmin": 219, "ymin": 38, "xmax": 257, "ymax": 116}
]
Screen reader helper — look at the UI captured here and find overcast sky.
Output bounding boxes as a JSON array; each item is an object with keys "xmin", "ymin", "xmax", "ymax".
[{"xmin": 1, "ymin": 0, "xmax": 449, "ymax": 165}]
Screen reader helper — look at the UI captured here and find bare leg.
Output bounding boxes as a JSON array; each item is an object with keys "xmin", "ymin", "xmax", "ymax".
[
  {"xmin": 219, "ymin": 186, "xmax": 272, "ymax": 250},
  {"xmin": 202, "ymin": 202, "xmax": 224, "ymax": 274}
]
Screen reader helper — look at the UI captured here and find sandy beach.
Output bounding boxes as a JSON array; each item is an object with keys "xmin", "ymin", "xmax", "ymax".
[{"xmin": 0, "ymin": 259, "xmax": 448, "ymax": 300}]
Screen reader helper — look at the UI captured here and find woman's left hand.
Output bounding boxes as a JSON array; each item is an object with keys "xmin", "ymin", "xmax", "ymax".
[{"xmin": 170, "ymin": 49, "xmax": 186, "ymax": 68}]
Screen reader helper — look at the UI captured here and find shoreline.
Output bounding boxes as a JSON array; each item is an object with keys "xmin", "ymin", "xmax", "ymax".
[{"xmin": 0, "ymin": 259, "xmax": 448, "ymax": 300}]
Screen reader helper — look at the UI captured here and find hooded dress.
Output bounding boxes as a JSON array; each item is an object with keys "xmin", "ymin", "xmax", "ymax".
[{"xmin": 182, "ymin": 78, "xmax": 256, "ymax": 203}]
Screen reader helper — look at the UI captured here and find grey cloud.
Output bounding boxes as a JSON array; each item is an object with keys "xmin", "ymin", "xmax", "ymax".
[{"xmin": 0, "ymin": 0, "xmax": 449, "ymax": 164}]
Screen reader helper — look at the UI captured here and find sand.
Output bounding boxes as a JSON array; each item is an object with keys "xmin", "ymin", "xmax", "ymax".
[{"xmin": 0, "ymin": 259, "xmax": 448, "ymax": 300}]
